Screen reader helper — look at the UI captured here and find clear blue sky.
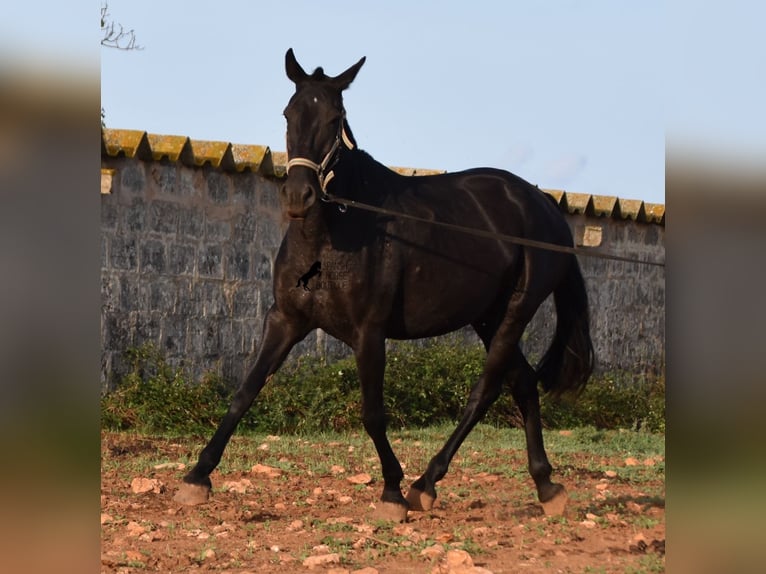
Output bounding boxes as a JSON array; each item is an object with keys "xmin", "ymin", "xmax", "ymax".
[
  {"xmin": 9, "ymin": 2, "xmax": 765, "ymax": 207},
  {"xmin": 96, "ymin": 1, "xmax": 667, "ymax": 203}
]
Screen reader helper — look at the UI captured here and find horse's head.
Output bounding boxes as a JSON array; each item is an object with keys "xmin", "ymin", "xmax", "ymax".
[{"xmin": 281, "ymin": 48, "xmax": 366, "ymax": 219}]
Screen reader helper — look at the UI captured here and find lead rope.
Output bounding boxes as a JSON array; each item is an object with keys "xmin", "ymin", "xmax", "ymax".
[{"xmin": 320, "ymin": 193, "xmax": 665, "ymax": 268}]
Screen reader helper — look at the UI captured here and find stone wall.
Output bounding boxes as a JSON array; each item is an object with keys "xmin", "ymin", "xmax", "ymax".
[{"xmin": 100, "ymin": 130, "xmax": 665, "ymax": 391}]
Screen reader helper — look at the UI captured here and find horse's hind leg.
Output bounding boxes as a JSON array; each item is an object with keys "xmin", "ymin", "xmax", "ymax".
[
  {"xmin": 509, "ymin": 347, "xmax": 568, "ymax": 515},
  {"xmin": 175, "ymin": 306, "xmax": 308, "ymax": 505},
  {"xmin": 406, "ymin": 312, "xmax": 522, "ymax": 512}
]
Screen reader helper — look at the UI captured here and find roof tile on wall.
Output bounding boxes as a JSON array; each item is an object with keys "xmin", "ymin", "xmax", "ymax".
[
  {"xmin": 544, "ymin": 189, "xmax": 566, "ymax": 205},
  {"xmin": 145, "ymin": 134, "xmax": 194, "ymax": 163},
  {"xmin": 644, "ymin": 203, "xmax": 666, "ymax": 225},
  {"xmin": 562, "ymin": 192, "xmax": 593, "ymax": 215},
  {"xmin": 270, "ymin": 151, "xmax": 288, "ymax": 178},
  {"xmin": 617, "ymin": 198, "xmax": 646, "ymax": 221},
  {"xmin": 189, "ymin": 139, "xmax": 236, "ymax": 170},
  {"xmin": 231, "ymin": 144, "xmax": 273, "ymax": 175},
  {"xmin": 101, "ymin": 129, "xmax": 152, "ymax": 160},
  {"xmin": 591, "ymin": 195, "xmax": 618, "ymax": 218},
  {"xmin": 100, "ymin": 129, "xmax": 664, "ymax": 226}
]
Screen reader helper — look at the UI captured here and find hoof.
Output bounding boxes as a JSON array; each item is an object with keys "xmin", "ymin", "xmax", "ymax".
[
  {"xmin": 540, "ymin": 484, "xmax": 568, "ymax": 516},
  {"xmin": 174, "ymin": 482, "xmax": 211, "ymax": 506},
  {"xmin": 405, "ymin": 487, "xmax": 435, "ymax": 512}
]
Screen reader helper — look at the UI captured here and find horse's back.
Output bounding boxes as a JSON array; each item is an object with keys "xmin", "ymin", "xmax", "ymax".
[{"xmin": 393, "ymin": 166, "xmax": 571, "ymax": 246}]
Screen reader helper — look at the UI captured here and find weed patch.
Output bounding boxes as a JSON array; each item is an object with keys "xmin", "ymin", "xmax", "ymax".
[{"xmin": 102, "ymin": 342, "xmax": 664, "ymax": 435}]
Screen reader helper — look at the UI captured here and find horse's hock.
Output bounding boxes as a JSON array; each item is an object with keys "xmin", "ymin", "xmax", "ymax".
[{"xmin": 100, "ymin": 129, "xmax": 664, "ymax": 391}]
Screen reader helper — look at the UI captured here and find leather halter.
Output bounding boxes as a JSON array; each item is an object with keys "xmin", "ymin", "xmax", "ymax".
[{"xmin": 285, "ymin": 112, "xmax": 354, "ymax": 196}]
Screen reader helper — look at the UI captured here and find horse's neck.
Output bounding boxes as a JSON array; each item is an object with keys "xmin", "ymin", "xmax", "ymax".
[{"xmin": 336, "ymin": 148, "xmax": 396, "ymax": 202}]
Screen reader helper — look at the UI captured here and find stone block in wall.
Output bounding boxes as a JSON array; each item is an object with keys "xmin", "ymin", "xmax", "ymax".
[
  {"xmin": 225, "ymin": 246, "xmax": 250, "ymax": 280},
  {"xmin": 240, "ymin": 317, "xmax": 261, "ymax": 356},
  {"xmin": 149, "ymin": 163, "xmax": 178, "ymax": 196},
  {"xmin": 231, "ymin": 284, "xmax": 259, "ymax": 318},
  {"xmin": 232, "ymin": 211, "xmax": 258, "ymax": 244},
  {"xmin": 104, "ymin": 350, "xmax": 133, "ymax": 391},
  {"xmin": 206, "ymin": 170, "xmax": 231, "ymax": 204},
  {"xmin": 110, "ymin": 236, "xmax": 138, "ymax": 270},
  {"xmin": 124, "ymin": 199, "xmax": 147, "ymax": 232},
  {"xmin": 148, "ymin": 200, "xmax": 179, "ymax": 234},
  {"xmin": 257, "ymin": 180, "xmax": 282, "ymax": 212},
  {"xmin": 148, "ymin": 278, "xmax": 177, "ymax": 313},
  {"xmin": 188, "ymin": 318, "xmax": 221, "ymax": 358},
  {"xmin": 255, "ymin": 216, "xmax": 283, "ymax": 249},
  {"xmin": 102, "ymin": 312, "xmax": 133, "ymax": 351},
  {"xmin": 101, "ymin": 198, "xmax": 118, "ymax": 230},
  {"xmin": 219, "ymin": 320, "xmax": 244, "ymax": 357},
  {"xmin": 168, "ymin": 243, "xmax": 196, "ymax": 275},
  {"xmin": 135, "ymin": 313, "xmax": 162, "ymax": 346},
  {"xmin": 197, "ymin": 280, "xmax": 231, "ymax": 317},
  {"xmin": 120, "ymin": 163, "xmax": 146, "ymax": 194},
  {"xmin": 119, "ymin": 274, "xmax": 141, "ymax": 312},
  {"xmin": 140, "ymin": 240, "xmax": 166, "ymax": 274},
  {"xmin": 205, "ymin": 218, "xmax": 231, "ymax": 242},
  {"xmin": 178, "ymin": 206, "xmax": 204, "ymax": 238},
  {"xmin": 232, "ymin": 176, "xmax": 255, "ymax": 204},
  {"xmin": 253, "ymin": 252, "xmax": 272, "ymax": 281},
  {"xmin": 198, "ymin": 245, "xmax": 224, "ymax": 278},
  {"xmin": 173, "ymin": 278, "xmax": 196, "ymax": 316},
  {"xmin": 101, "ymin": 272, "xmax": 117, "ymax": 314},
  {"xmin": 160, "ymin": 314, "xmax": 187, "ymax": 356}
]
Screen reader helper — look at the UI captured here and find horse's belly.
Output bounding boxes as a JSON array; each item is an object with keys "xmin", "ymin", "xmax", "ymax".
[{"xmin": 389, "ymin": 263, "xmax": 502, "ymax": 338}]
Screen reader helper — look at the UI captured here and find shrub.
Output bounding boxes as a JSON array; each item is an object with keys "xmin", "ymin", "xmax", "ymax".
[
  {"xmin": 101, "ymin": 342, "xmax": 665, "ymax": 435},
  {"xmin": 100, "ymin": 344, "xmax": 230, "ymax": 436}
]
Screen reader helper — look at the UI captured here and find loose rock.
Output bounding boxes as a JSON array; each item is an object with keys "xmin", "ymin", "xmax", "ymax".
[
  {"xmin": 303, "ymin": 553, "xmax": 341, "ymax": 568},
  {"xmin": 251, "ymin": 463, "xmax": 282, "ymax": 478},
  {"xmin": 130, "ymin": 477, "xmax": 164, "ymax": 494},
  {"xmin": 347, "ymin": 473, "xmax": 373, "ymax": 485}
]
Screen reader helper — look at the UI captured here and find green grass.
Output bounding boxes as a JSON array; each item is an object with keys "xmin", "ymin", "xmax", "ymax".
[{"xmin": 104, "ymin": 422, "xmax": 664, "ymax": 483}]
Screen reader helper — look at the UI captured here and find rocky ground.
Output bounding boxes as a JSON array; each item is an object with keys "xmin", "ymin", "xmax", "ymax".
[{"xmin": 101, "ymin": 432, "xmax": 665, "ymax": 573}]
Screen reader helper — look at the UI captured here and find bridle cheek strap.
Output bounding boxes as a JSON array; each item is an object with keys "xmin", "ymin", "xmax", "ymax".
[{"xmin": 286, "ymin": 121, "xmax": 354, "ymax": 195}]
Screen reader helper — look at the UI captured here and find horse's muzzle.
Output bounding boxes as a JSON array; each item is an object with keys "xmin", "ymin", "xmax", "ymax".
[{"xmin": 280, "ymin": 180, "xmax": 316, "ymax": 219}]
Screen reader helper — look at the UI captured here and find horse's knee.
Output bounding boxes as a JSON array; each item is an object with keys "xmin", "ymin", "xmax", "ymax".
[{"xmin": 361, "ymin": 406, "xmax": 386, "ymax": 435}]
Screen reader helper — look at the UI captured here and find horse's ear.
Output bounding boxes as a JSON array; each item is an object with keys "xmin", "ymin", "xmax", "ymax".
[
  {"xmin": 332, "ymin": 56, "xmax": 366, "ymax": 91},
  {"xmin": 285, "ymin": 48, "xmax": 308, "ymax": 84}
]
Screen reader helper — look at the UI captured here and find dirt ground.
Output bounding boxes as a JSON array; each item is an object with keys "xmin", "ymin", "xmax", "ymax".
[{"xmin": 101, "ymin": 432, "xmax": 665, "ymax": 573}]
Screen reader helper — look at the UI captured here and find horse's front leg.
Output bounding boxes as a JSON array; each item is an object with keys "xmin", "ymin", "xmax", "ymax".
[
  {"xmin": 354, "ymin": 332, "xmax": 409, "ymax": 522},
  {"xmin": 174, "ymin": 306, "xmax": 308, "ymax": 505}
]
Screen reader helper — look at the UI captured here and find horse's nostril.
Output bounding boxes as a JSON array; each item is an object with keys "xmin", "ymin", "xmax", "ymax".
[{"xmin": 301, "ymin": 186, "xmax": 314, "ymax": 203}]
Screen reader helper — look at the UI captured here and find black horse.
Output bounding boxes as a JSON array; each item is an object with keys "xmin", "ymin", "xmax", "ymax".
[{"xmin": 175, "ymin": 49, "xmax": 594, "ymax": 521}]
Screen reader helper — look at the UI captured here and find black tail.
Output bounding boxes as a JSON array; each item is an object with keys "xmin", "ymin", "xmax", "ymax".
[{"xmin": 536, "ymin": 257, "xmax": 595, "ymax": 397}]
